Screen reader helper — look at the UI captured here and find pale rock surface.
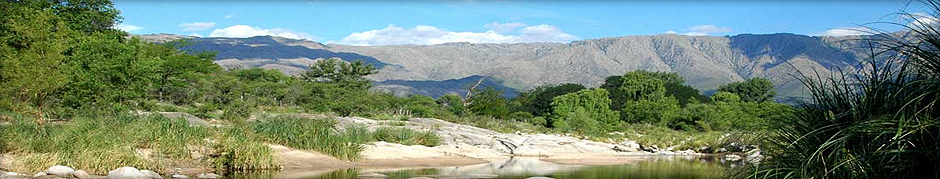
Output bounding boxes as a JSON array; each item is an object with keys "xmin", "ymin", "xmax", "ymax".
[
  {"xmin": 45, "ymin": 165, "xmax": 74, "ymax": 178},
  {"xmin": 107, "ymin": 167, "xmax": 148, "ymax": 179}
]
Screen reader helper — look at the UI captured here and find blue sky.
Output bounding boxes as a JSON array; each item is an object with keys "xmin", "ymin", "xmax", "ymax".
[{"xmin": 114, "ymin": 0, "xmax": 929, "ymax": 46}]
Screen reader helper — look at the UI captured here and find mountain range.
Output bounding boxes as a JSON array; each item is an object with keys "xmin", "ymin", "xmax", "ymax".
[{"xmin": 137, "ymin": 33, "xmax": 875, "ymax": 100}]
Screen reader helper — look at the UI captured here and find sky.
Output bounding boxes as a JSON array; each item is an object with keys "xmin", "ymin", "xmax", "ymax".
[{"xmin": 114, "ymin": 0, "xmax": 932, "ymax": 46}]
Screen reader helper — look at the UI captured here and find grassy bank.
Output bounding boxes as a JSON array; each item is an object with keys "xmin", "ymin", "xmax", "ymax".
[{"xmin": 0, "ymin": 112, "xmax": 445, "ymax": 174}]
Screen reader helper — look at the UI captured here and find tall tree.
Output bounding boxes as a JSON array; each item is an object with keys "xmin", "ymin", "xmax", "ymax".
[
  {"xmin": 466, "ymin": 87, "xmax": 510, "ymax": 117},
  {"xmin": 717, "ymin": 77, "xmax": 775, "ymax": 103},
  {"xmin": 0, "ymin": 7, "xmax": 73, "ymax": 123},
  {"xmin": 302, "ymin": 58, "xmax": 377, "ymax": 89},
  {"xmin": 549, "ymin": 89, "xmax": 620, "ymax": 132},
  {"xmin": 515, "ymin": 83, "xmax": 586, "ymax": 117}
]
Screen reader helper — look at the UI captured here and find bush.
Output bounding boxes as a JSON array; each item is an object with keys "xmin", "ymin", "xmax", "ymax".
[
  {"xmin": 372, "ymin": 127, "xmax": 442, "ymax": 147},
  {"xmin": 251, "ymin": 115, "xmax": 369, "ymax": 160}
]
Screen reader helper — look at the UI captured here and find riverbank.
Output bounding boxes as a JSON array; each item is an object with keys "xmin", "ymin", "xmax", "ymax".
[{"xmin": 1, "ymin": 112, "xmax": 750, "ymax": 178}]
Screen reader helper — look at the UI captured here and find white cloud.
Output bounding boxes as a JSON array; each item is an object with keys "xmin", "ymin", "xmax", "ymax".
[
  {"xmin": 115, "ymin": 24, "xmax": 143, "ymax": 32},
  {"xmin": 905, "ymin": 12, "xmax": 940, "ymax": 31},
  {"xmin": 485, "ymin": 22, "xmax": 527, "ymax": 33},
  {"xmin": 209, "ymin": 25, "xmax": 317, "ymax": 40},
  {"xmin": 188, "ymin": 33, "xmax": 203, "ymax": 37},
  {"xmin": 816, "ymin": 27, "xmax": 872, "ymax": 37},
  {"xmin": 223, "ymin": 14, "xmax": 236, "ymax": 19},
  {"xmin": 339, "ymin": 24, "xmax": 577, "ymax": 46},
  {"xmin": 180, "ymin": 22, "xmax": 216, "ymax": 31},
  {"xmin": 665, "ymin": 24, "xmax": 733, "ymax": 36}
]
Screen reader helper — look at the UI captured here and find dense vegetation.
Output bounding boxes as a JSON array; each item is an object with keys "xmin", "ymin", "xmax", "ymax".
[
  {"xmin": 744, "ymin": 1, "xmax": 940, "ymax": 178},
  {"xmin": 0, "ymin": 0, "xmax": 805, "ymax": 176}
]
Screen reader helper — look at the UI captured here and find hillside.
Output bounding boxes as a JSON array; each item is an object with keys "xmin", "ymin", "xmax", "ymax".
[{"xmin": 138, "ymin": 33, "xmax": 874, "ymax": 100}]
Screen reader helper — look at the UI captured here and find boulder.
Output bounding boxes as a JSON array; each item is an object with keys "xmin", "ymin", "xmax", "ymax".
[
  {"xmin": 171, "ymin": 174, "xmax": 188, "ymax": 179},
  {"xmin": 724, "ymin": 154, "xmax": 743, "ymax": 162},
  {"xmin": 73, "ymin": 170, "xmax": 91, "ymax": 179},
  {"xmin": 195, "ymin": 173, "xmax": 221, "ymax": 179},
  {"xmin": 356, "ymin": 173, "xmax": 387, "ymax": 178},
  {"xmin": 2, "ymin": 172, "xmax": 18, "ymax": 178},
  {"xmin": 46, "ymin": 165, "xmax": 75, "ymax": 177},
  {"xmin": 32, "ymin": 172, "xmax": 46, "ymax": 178},
  {"xmin": 526, "ymin": 177, "xmax": 555, "ymax": 179},
  {"xmin": 107, "ymin": 167, "xmax": 148, "ymax": 179},
  {"xmin": 139, "ymin": 170, "xmax": 162, "ymax": 179}
]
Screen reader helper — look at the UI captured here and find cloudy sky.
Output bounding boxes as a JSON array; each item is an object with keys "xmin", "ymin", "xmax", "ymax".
[{"xmin": 115, "ymin": 0, "xmax": 927, "ymax": 46}]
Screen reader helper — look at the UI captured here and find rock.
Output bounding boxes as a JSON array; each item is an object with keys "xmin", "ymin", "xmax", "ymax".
[
  {"xmin": 139, "ymin": 170, "xmax": 162, "ymax": 179},
  {"xmin": 525, "ymin": 177, "xmax": 555, "ymax": 179},
  {"xmin": 171, "ymin": 175, "xmax": 188, "ymax": 179},
  {"xmin": 46, "ymin": 165, "xmax": 75, "ymax": 178},
  {"xmin": 356, "ymin": 173, "xmax": 387, "ymax": 178},
  {"xmin": 745, "ymin": 148, "xmax": 763, "ymax": 164},
  {"xmin": 32, "ymin": 172, "xmax": 46, "ymax": 177},
  {"xmin": 73, "ymin": 170, "xmax": 91, "ymax": 179},
  {"xmin": 3, "ymin": 172, "xmax": 17, "ymax": 176},
  {"xmin": 724, "ymin": 154, "xmax": 743, "ymax": 162},
  {"xmin": 462, "ymin": 174, "xmax": 498, "ymax": 178},
  {"xmin": 696, "ymin": 146, "xmax": 711, "ymax": 153},
  {"xmin": 716, "ymin": 147, "xmax": 728, "ymax": 153},
  {"xmin": 619, "ymin": 140, "xmax": 640, "ymax": 149},
  {"xmin": 108, "ymin": 167, "xmax": 148, "ymax": 179},
  {"xmin": 406, "ymin": 177, "xmax": 434, "ymax": 179},
  {"xmin": 195, "ymin": 173, "xmax": 221, "ymax": 179}
]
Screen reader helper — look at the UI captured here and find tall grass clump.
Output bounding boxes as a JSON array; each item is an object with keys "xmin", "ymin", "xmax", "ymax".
[
  {"xmin": 211, "ymin": 125, "xmax": 279, "ymax": 172},
  {"xmin": 0, "ymin": 113, "xmax": 209, "ymax": 174},
  {"xmin": 749, "ymin": 2, "xmax": 940, "ymax": 178},
  {"xmin": 372, "ymin": 127, "xmax": 442, "ymax": 147},
  {"xmin": 251, "ymin": 115, "xmax": 370, "ymax": 160}
]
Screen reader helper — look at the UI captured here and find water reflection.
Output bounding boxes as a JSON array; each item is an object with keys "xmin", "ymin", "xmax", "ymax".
[{"xmin": 231, "ymin": 156, "xmax": 727, "ymax": 179}]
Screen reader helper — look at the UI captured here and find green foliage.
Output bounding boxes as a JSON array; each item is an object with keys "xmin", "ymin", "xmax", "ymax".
[
  {"xmin": 0, "ymin": 7, "xmax": 72, "ymax": 121},
  {"xmin": 750, "ymin": 4, "xmax": 940, "ymax": 178},
  {"xmin": 302, "ymin": 58, "xmax": 377, "ymax": 89},
  {"xmin": 515, "ymin": 83, "xmax": 586, "ymax": 116},
  {"xmin": 717, "ymin": 77, "xmax": 775, "ymax": 103},
  {"xmin": 212, "ymin": 125, "xmax": 278, "ymax": 171},
  {"xmin": 620, "ymin": 97, "xmax": 683, "ymax": 126},
  {"xmin": 252, "ymin": 115, "xmax": 370, "ymax": 160},
  {"xmin": 372, "ymin": 127, "xmax": 442, "ymax": 147},
  {"xmin": 436, "ymin": 94, "xmax": 466, "ymax": 116},
  {"xmin": 0, "ymin": 113, "xmax": 209, "ymax": 174},
  {"xmin": 550, "ymin": 89, "xmax": 620, "ymax": 134},
  {"xmin": 467, "ymin": 87, "xmax": 511, "ymax": 117}
]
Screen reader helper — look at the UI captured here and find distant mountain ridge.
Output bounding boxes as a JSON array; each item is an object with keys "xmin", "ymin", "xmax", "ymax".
[{"xmin": 137, "ymin": 33, "xmax": 875, "ymax": 100}]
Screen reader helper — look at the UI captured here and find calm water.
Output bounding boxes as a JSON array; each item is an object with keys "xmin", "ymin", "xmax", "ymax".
[{"xmin": 230, "ymin": 156, "xmax": 731, "ymax": 179}]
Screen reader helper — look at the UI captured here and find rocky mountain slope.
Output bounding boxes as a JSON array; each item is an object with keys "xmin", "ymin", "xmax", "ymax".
[{"xmin": 138, "ymin": 33, "xmax": 874, "ymax": 100}]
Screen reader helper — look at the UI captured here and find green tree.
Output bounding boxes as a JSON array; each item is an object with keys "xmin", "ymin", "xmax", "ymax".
[
  {"xmin": 466, "ymin": 87, "xmax": 510, "ymax": 117},
  {"xmin": 0, "ymin": 7, "xmax": 72, "ymax": 123},
  {"xmin": 602, "ymin": 71, "xmax": 709, "ymax": 107},
  {"xmin": 717, "ymin": 77, "xmax": 775, "ymax": 103},
  {"xmin": 436, "ymin": 94, "xmax": 466, "ymax": 116},
  {"xmin": 549, "ymin": 89, "xmax": 620, "ymax": 132},
  {"xmin": 302, "ymin": 58, "xmax": 377, "ymax": 89},
  {"xmin": 515, "ymin": 83, "xmax": 586, "ymax": 117}
]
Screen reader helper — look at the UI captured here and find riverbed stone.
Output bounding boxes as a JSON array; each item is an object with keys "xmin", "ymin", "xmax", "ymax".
[
  {"xmin": 108, "ymin": 167, "xmax": 148, "ymax": 179},
  {"xmin": 357, "ymin": 173, "xmax": 387, "ymax": 178},
  {"xmin": 195, "ymin": 173, "xmax": 221, "ymax": 179},
  {"xmin": 73, "ymin": 170, "xmax": 92, "ymax": 179},
  {"xmin": 525, "ymin": 177, "xmax": 555, "ymax": 179},
  {"xmin": 724, "ymin": 154, "xmax": 743, "ymax": 161},
  {"xmin": 46, "ymin": 165, "xmax": 74, "ymax": 177},
  {"xmin": 32, "ymin": 172, "xmax": 46, "ymax": 177},
  {"xmin": 462, "ymin": 174, "xmax": 498, "ymax": 178},
  {"xmin": 139, "ymin": 170, "xmax": 162, "ymax": 179},
  {"xmin": 170, "ymin": 174, "xmax": 188, "ymax": 179},
  {"xmin": 406, "ymin": 177, "xmax": 434, "ymax": 179}
]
